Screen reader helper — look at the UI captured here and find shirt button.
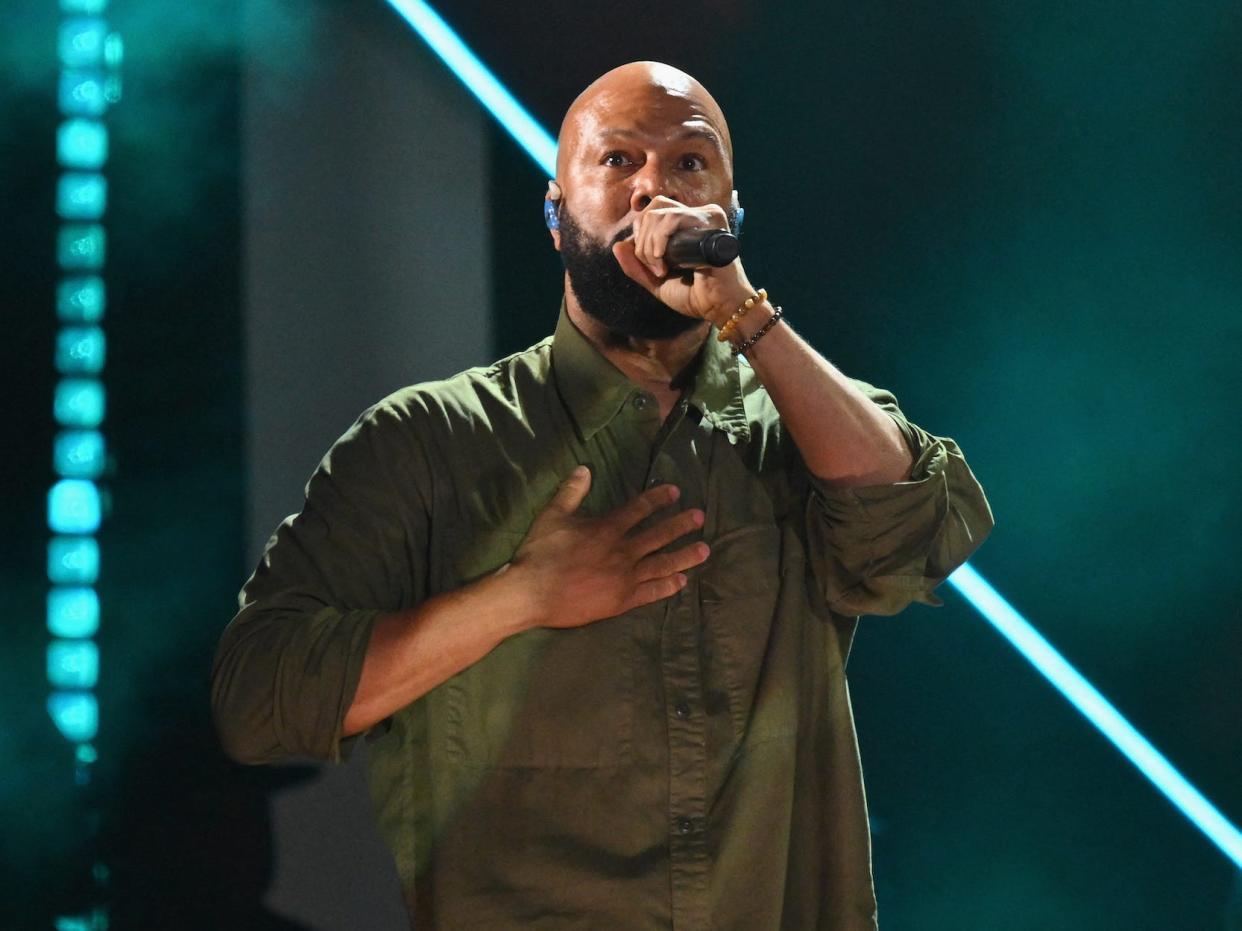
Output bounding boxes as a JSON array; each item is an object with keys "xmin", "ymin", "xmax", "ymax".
[
  {"xmin": 674, "ymin": 701, "xmax": 691, "ymax": 719},
  {"xmin": 646, "ymin": 475, "xmax": 664, "ymax": 489},
  {"xmin": 631, "ymin": 393, "xmax": 652, "ymax": 412},
  {"xmin": 675, "ymin": 817, "xmax": 694, "ymax": 836}
]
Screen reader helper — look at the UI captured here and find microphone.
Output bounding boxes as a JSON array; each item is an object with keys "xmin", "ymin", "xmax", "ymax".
[{"xmin": 665, "ymin": 228, "xmax": 740, "ymax": 270}]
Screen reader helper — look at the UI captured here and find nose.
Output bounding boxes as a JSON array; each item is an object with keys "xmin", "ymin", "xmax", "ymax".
[{"xmin": 629, "ymin": 160, "xmax": 667, "ymax": 214}]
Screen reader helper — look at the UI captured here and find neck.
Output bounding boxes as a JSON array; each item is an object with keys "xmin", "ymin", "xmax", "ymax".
[{"xmin": 564, "ymin": 281, "xmax": 709, "ymax": 401}]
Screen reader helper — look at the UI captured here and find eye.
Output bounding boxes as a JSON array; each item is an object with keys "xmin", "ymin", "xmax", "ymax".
[
  {"xmin": 679, "ymin": 154, "xmax": 707, "ymax": 171},
  {"xmin": 602, "ymin": 151, "xmax": 633, "ymax": 168}
]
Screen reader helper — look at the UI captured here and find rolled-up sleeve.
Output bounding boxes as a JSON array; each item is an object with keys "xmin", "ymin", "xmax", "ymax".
[
  {"xmin": 211, "ymin": 401, "xmax": 429, "ymax": 764},
  {"xmin": 805, "ymin": 385, "xmax": 994, "ymax": 617}
]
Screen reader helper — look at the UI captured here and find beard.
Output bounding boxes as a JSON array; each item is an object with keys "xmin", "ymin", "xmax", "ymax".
[{"xmin": 558, "ymin": 208, "xmax": 702, "ymax": 340}]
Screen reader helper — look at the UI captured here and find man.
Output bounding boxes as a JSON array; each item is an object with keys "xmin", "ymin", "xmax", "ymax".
[{"xmin": 212, "ymin": 61, "xmax": 993, "ymax": 929}]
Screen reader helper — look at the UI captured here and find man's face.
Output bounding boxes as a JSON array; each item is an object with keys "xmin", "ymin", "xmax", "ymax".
[{"xmin": 554, "ymin": 66, "xmax": 735, "ymax": 338}]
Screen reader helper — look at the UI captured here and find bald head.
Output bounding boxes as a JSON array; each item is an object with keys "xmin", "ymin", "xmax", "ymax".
[{"xmin": 555, "ymin": 62, "xmax": 733, "ymax": 181}]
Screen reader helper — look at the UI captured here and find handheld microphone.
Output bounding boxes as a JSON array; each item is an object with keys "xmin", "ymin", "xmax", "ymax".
[{"xmin": 665, "ymin": 228, "xmax": 740, "ymax": 270}]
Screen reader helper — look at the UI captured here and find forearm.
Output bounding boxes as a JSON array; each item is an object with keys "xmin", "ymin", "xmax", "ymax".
[
  {"xmin": 728, "ymin": 302, "xmax": 912, "ymax": 487},
  {"xmin": 343, "ymin": 563, "xmax": 538, "ymax": 736}
]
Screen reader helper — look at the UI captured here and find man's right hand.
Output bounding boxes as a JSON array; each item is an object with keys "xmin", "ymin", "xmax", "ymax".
[{"xmin": 507, "ymin": 465, "xmax": 709, "ymax": 630}]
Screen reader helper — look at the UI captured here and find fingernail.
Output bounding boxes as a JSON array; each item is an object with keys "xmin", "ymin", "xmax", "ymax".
[{"xmin": 693, "ymin": 510, "xmax": 705, "ymax": 526}]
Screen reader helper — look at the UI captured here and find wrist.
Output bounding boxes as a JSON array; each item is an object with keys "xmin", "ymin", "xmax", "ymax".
[{"xmin": 484, "ymin": 560, "xmax": 547, "ymax": 636}]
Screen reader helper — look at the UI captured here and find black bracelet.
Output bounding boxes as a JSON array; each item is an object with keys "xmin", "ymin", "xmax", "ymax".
[{"xmin": 731, "ymin": 306, "xmax": 784, "ymax": 356}]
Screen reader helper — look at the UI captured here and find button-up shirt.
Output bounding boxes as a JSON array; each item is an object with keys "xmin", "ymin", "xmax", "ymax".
[{"xmin": 212, "ymin": 305, "xmax": 993, "ymax": 930}]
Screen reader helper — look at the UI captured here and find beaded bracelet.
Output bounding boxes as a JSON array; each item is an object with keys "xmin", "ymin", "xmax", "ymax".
[
  {"xmin": 731, "ymin": 306, "xmax": 784, "ymax": 356},
  {"xmin": 716, "ymin": 288, "xmax": 768, "ymax": 343}
]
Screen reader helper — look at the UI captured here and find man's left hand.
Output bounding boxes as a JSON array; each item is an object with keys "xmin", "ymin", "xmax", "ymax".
[{"xmin": 612, "ymin": 195, "xmax": 755, "ymax": 326}]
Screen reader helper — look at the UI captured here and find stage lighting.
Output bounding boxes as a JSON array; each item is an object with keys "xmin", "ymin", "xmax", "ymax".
[
  {"xmin": 54, "ymin": 379, "xmax": 105, "ymax": 427},
  {"xmin": 55, "ymin": 327, "xmax": 106, "ymax": 374},
  {"xmin": 47, "ymin": 587, "xmax": 100, "ymax": 639},
  {"xmin": 57, "ymin": 224, "xmax": 106, "ymax": 270},
  {"xmin": 54, "ymin": 430, "xmax": 106, "ymax": 479},
  {"xmin": 48, "ymin": 640, "xmax": 100, "ymax": 689},
  {"xmin": 57, "ymin": 276, "xmax": 106, "ymax": 323},
  {"xmin": 57, "ymin": 173, "xmax": 107, "ymax": 220},
  {"xmin": 48, "ymin": 479, "xmax": 101, "ymax": 534},
  {"xmin": 59, "ymin": 71, "xmax": 108, "ymax": 118},
  {"xmin": 48, "ymin": 537, "xmax": 100, "ymax": 584},
  {"xmin": 58, "ymin": 18, "xmax": 107, "ymax": 68},
  {"xmin": 47, "ymin": 691, "xmax": 98, "ymax": 743},
  {"xmin": 57, "ymin": 119, "xmax": 108, "ymax": 170},
  {"xmin": 60, "ymin": 0, "xmax": 107, "ymax": 13}
]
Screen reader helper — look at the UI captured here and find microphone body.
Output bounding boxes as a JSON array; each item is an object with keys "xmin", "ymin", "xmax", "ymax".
[{"xmin": 665, "ymin": 228, "xmax": 740, "ymax": 270}]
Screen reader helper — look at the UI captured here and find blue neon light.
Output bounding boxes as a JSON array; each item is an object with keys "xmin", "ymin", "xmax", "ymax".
[
  {"xmin": 59, "ymin": 70, "xmax": 108, "ymax": 117},
  {"xmin": 55, "ymin": 327, "xmax": 106, "ymax": 374},
  {"xmin": 54, "ymin": 378, "xmax": 106, "ymax": 427},
  {"xmin": 48, "ymin": 479, "xmax": 102, "ymax": 534},
  {"xmin": 48, "ymin": 586, "xmax": 100, "ymax": 638},
  {"xmin": 949, "ymin": 563, "xmax": 1242, "ymax": 868},
  {"xmin": 47, "ymin": 691, "xmax": 98, "ymax": 743},
  {"xmin": 54, "ymin": 430, "xmax": 106, "ymax": 478},
  {"xmin": 48, "ymin": 640, "xmax": 100, "ymax": 689},
  {"xmin": 48, "ymin": 537, "xmax": 101, "ymax": 584},
  {"xmin": 57, "ymin": 119, "xmax": 108, "ymax": 169},
  {"xmin": 59, "ymin": 19, "xmax": 108, "ymax": 68},
  {"xmin": 57, "ymin": 276, "xmax": 106, "ymax": 322},
  {"xmin": 383, "ymin": 0, "xmax": 557, "ymax": 176},
  {"xmin": 57, "ymin": 173, "xmax": 108, "ymax": 220},
  {"xmin": 57, "ymin": 224, "xmax": 106, "ymax": 270}
]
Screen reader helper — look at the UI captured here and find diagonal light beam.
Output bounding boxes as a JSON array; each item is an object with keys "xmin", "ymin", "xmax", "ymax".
[
  {"xmin": 386, "ymin": 0, "xmax": 1242, "ymax": 871},
  {"xmin": 949, "ymin": 563, "xmax": 1242, "ymax": 868},
  {"xmin": 384, "ymin": 0, "xmax": 556, "ymax": 176}
]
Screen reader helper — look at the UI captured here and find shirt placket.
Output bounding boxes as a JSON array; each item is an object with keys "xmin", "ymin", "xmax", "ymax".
[{"xmin": 645, "ymin": 397, "xmax": 712, "ymax": 931}]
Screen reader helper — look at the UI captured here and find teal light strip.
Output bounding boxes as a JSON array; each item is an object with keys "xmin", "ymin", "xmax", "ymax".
[
  {"xmin": 390, "ymin": 0, "xmax": 1242, "ymax": 870},
  {"xmin": 949, "ymin": 563, "xmax": 1242, "ymax": 868},
  {"xmin": 383, "ymin": 0, "xmax": 557, "ymax": 175}
]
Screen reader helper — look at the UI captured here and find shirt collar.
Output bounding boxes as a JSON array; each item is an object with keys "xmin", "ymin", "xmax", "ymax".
[{"xmin": 551, "ymin": 300, "xmax": 751, "ymax": 443}]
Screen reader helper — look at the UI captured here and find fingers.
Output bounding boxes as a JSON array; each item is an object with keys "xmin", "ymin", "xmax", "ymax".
[
  {"xmin": 611, "ymin": 482, "xmax": 681, "ymax": 531},
  {"xmin": 544, "ymin": 464, "xmax": 592, "ymax": 516},
  {"xmin": 634, "ymin": 540, "xmax": 711, "ymax": 584},
  {"xmin": 613, "ymin": 239, "xmax": 663, "ymax": 293},
  {"xmin": 626, "ymin": 507, "xmax": 704, "ymax": 557},
  {"xmin": 626, "ymin": 573, "xmax": 689, "ymax": 610}
]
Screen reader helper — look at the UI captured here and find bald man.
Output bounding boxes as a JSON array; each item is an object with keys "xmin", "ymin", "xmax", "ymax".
[{"xmin": 213, "ymin": 62, "xmax": 993, "ymax": 930}]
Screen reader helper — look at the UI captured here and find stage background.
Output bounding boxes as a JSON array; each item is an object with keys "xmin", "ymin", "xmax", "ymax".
[{"xmin": 2, "ymin": 0, "xmax": 1239, "ymax": 928}]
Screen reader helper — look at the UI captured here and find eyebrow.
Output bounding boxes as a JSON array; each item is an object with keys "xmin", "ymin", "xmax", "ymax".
[{"xmin": 594, "ymin": 127, "xmax": 726, "ymax": 153}]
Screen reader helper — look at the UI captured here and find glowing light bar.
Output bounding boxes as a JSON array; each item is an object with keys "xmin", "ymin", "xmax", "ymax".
[
  {"xmin": 57, "ymin": 276, "xmax": 106, "ymax": 322},
  {"xmin": 57, "ymin": 173, "xmax": 108, "ymax": 220},
  {"xmin": 54, "ymin": 378, "xmax": 106, "ymax": 427},
  {"xmin": 48, "ymin": 587, "xmax": 101, "ymax": 639},
  {"xmin": 394, "ymin": 0, "xmax": 1241, "ymax": 871},
  {"xmin": 47, "ymin": 691, "xmax": 98, "ymax": 743},
  {"xmin": 57, "ymin": 119, "xmax": 108, "ymax": 169},
  {"xmin": 48, "ymin": 537, "xmax": 101, "ymax": 584},
  {"xmin": 48, "ymin": 640, "xmax": 100, "ymax": 689},
  {"xmin": 57, "ymin": 224, "xmax": 106, "ymax": 270},
  {"xmin": 54, "ymin": 430, "xmax": 106, "ymax": 478},
  {"xmin": 383, "ymin": 0, "xmax": 556, "ymax": 175},
  {"xmin": 56, "ymin": 326, "xmax": 106, "ymax": 374},
  {"xmin": 48, "ymin": 479, "xmax": 102, "ymax": 534},
  {"xmin": 59, "ymin": 19, "xmax": 108, "ymax": 68},
  {"xmin": 949, "ymin": 563, "xmax": 1242, "ymax": 868}
]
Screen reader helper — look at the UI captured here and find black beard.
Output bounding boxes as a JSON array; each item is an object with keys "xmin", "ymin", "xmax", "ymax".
[{"xmin": 558, "ymin": 209, "xmax": 701, "ymax": 340}]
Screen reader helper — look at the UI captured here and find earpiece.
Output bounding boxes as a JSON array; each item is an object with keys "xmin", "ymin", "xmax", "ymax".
[
  {"xmin": 544, "ymin": 180, "xmax": 562, "ymax": 231},
  {"xmin": 729, "ymin": 189, "xmax": 744, "ymax": 237}
]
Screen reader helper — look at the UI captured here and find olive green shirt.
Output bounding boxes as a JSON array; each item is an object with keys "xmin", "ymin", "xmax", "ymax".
[{"xmin": 212, "ymin": 306, "xmax": 992, "ymax": 930}]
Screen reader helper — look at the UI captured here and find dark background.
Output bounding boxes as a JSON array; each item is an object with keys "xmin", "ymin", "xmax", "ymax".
[{"xmin": 2, "ymin": 0, "xmax": 1239, "ymax": 927}]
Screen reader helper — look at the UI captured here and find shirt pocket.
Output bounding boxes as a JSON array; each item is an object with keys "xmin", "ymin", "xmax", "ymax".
[
  {"xmin": 439, "ymin": 529, "xmax": 634, "ymax": 769},
  {"xmin": 698, "ymin": 523, "xmax": 804, "ymax": 745}
]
